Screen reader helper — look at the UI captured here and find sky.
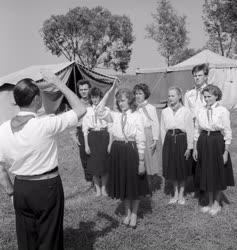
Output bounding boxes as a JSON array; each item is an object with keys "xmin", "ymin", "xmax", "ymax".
[{"xmin": 0, "ymin": 0, "xmax": 207, "ymax": 77}]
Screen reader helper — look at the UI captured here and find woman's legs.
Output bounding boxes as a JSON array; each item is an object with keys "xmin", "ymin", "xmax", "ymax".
[
  {"xmin": 209, "ymin": 191, "xmax": 221, "ymax": 215},
  {"xmin": 123, "ymin": 199, "xmax": 132, "ymax": 225},
  {"xmin": 201, "ymin": 191, "xmax": 213, "ymax": 213},
  {"xmin": 178, "ymin": 181, "xmax": 185, "ymax": 205},
  {"xmin": 169, "ymin": 181, "xmax": 179, "ymax": 204},
  {"xmin": 93, "ymin": 176, "xmax": 101, "ymax": 196},
  {"xmin": 130, "ymin": 200, "xmax": 140, "ymax": 228},
  {"xmin": 101, "ymin": 174, "xmax": 108, "ymax": 196}
]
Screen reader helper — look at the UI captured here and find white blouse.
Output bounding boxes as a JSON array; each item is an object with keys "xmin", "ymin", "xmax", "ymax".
[
  {"xmin": 194, "ymin": 102, "xmax": 232, "ymax": 145},
  {"xmin": 108, "ymin": 110, "xmax": 145, "ymax": 154},
  {"xmin": 82, "ymin": 106, "xmax": 109, "ymax": 135},
  {"xmin": 161, "ymin": 106, "xmax": 194, "ymax": 149},
  {"xmin": 137, "ymin": 101, "xmax": 160, "ymax": 140}
]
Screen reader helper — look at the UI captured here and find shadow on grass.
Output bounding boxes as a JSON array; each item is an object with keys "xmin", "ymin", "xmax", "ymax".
[{"xmin": 64, "ymin": 212, "xmax": 119, "ymax": 250}]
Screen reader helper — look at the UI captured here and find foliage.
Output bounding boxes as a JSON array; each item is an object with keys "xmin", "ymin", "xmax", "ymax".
[
  {"xmin": 203, "ymin": 0, "xmax": 237, "ymax": 58},
  {"xmin": 146, "ymin": 0, "xmax": 189, "ymax": 66},
  {"xmin": 40, "ymin": 6, "xmax": 135, "ymax": 73}
]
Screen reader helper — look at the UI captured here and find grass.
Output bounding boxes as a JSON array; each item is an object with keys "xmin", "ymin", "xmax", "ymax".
[{"xmin": 0, "ymin": 110, "xmax": 237, "ymax": 250}]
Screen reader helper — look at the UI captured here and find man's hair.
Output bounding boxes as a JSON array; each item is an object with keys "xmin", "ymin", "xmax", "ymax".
[
  {"xmin": 89, "ymin": 87, "xmax": 103, "ymax": 99},
  {"xmin": 13, "ymin": 78, "xmax": 40, "ymax": 107},
  {"xmin": 202, "ymin": 84, "xmax": 222, "ymax": 101},
  {"xmin": 77, "ymin": 79, "xmax": 91, "ymax": 89},
  {"xmin": 133, "ymin": 83, "xmax": 151, "ymax": 100},
  {"xmin": 115, "ymin": 88, "xmax": 137, "ymax": 112},
  {"xmin": 192, "ymin": 63, "xmax": 209, "ymax": 76}
]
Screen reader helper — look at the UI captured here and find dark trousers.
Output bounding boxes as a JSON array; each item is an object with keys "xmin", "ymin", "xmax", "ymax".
[
  {"xmin": 14, "ymin": 176, "xmax": 64, "ymax": 250},
  {"xmin": 77, "ymin": 126, "xmax": 93, "ymax": 182}
]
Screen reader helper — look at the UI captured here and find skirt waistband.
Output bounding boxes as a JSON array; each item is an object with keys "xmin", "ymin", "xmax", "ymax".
[
  {"xmin": 16, "ymin": 167, "xmax": 59, "ymax": 181},
  {"xmin": 201, "ymin": 130, "xmax": 221, "ymax": 136},
  {"xmin": 113, "ymin": 137, "xmax": 135, "ymax": 143},
  {"xmin": 167, "ymin": 129, "xmax": 185, "ymax": 135},
  {"xmin": 88, "ymin": 127, "xmax": 107, "ymax": 132}
]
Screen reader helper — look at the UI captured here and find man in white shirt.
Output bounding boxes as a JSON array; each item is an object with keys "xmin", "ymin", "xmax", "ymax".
[{"xmin": 0, "ymin": 75, "xmax": 86, "ymax": 250}]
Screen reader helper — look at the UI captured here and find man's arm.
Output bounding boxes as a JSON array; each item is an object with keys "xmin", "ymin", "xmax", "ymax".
[
  {"xmin": 41, "ymin": 70, "xmax": 86, "ymax": 119},
  {"xmin": 0, "ymin": 163, "xmax": 13, "ymax": 197}
]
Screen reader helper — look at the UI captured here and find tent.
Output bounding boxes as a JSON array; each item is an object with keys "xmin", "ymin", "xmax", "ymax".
[
  {"xmin": 136, "ymin": 49, "xmax": 237, "ymax": 109},
  {"xmin": 0, "ymin": 62, "xmax": 116, "ymax": 125}
]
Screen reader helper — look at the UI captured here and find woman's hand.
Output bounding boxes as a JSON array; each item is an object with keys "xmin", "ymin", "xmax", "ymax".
[
  {"xmin": 138, "ymin": 161, "xmax": 146, "ymax": 175},
  {"xmin": 184, "ymin": 149, "xmax": 191, "ymax": 160},
  {"xmin": 223, "ymin": 151, "xmax": 228, "ymax": 165},
  {"xmin": 107, "ymin": 143, "xmax": 112, "ymax": 154},
  {"xmin": 192, "ymin": 149, "xmax": 198, "ymax": 161},
  {"xmin": 85, "ymin": 145, "xmax": 91, "ymax": 155}
]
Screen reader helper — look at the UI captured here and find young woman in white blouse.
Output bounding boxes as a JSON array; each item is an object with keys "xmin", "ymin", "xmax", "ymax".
[
  {"xmin": 161, "ymin": 87, "xmax": 193, "ymax": 205},
  {"xmin": 193, "ymin": 84, "xmax": 234, "ymax": 215},
  {"xmin": 82, "ymin": 87, "xmax": 111, "ymax": 197},
  {"xmin": 133, "ymin": 83, "xmax": 160, "ymax": 189},
  {"xmin": 97, "ymin": 86, "xmax": 150, "ymax": 229}
]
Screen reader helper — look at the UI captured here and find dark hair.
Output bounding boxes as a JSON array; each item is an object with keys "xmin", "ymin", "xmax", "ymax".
[
  {"xmin": 168, "ymin": 86, "xmax": 183, "ymax": 105},
  {"xmin": 89, "ymin": 87, "xmax": 103, "ymax": 99},
  {"xmin": 13, "ymin": 78, "xmax": 40, "ymax": 107},
  {"xmin": 115, "ymin": 88, "xmax": 137, "ymax": 112},
  {"xmin": 192, "ymin": 63, "xmax": 209, "ymax": 76},
  {"xmin": 77, "ymin": 79, "xmax": 91, "ymax": 89},
  {"xmin": 202, "ymin": 84, "xmax": 222, "ymax": 101},
  {"xmin": 133, "ymin": 83, "xmax": 151, "ymax": 100}
]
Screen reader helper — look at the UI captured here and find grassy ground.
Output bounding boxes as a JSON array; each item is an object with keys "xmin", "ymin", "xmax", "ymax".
[{"xmin": 0, "ymin": 111, "xmax": 237, "ymax": 250}]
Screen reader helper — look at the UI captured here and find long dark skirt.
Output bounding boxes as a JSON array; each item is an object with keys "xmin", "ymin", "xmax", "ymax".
[
  {"xmin": 108, "ymin": 140, "xmax": 151, "ymax": 200},
  {"xmin": 87, "ymin": 129, "xmax": 109, "ymax": 176},
  {"xmin": 162, "ymin": 129, "xmax": 193, "ymax": 181},
  {"xmin": 195, "ymin": 131, "xmax": 235, "ymax": 192}
]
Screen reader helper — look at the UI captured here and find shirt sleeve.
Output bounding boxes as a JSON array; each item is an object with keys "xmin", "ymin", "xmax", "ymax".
[
  {"xmin": 160, "ymin": 110, "xmax": 166, "ymax": 145},
  {"xmin": 193, "ymin": 111, "xmax": 201, "ymax": 142},
  {"xmin": 82, "ymin": 110, "xmax": 91, "ymax": 136},
  {"xmin": 42, "ymin": 110, "xmax": 78, "ymax": 136},
  {"xmin": 0, "ymin": 143, "xmax": 6, "ymax": 163},
  {"xmin": 151, "ymin": 106, "xmax": 160, "ymax": 140},
  {"xmin": 135, "ymin": 113, "xmax": 146, "ymax": 154},
  {"xmin": 184, "ymin": 109, "xmax": 194, "ymax": 149},
  {"xmin": 222, "ymin": 109, "xmax": 232, "ymax": 145},
  {"xmin": 184, "ymin": 92, "xmax": 189, "ymax": 109}
]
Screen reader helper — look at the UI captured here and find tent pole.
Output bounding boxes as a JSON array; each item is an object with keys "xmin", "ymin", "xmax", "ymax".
[{"xmin": 73, "ymin": 64, "xmax": 78, "ymax": 96}]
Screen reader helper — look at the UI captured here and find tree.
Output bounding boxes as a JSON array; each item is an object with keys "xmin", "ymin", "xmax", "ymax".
[
  {"xmin": 40, "ymin": 6, "xmax": 135, "ymax": 73},
  {"xmin": 146, "ymin": 0, "xmax": 189, "ymax": 66},
  {"xmin": 203, "ymin": 0, "xmax": 237, "ymax": 57}
]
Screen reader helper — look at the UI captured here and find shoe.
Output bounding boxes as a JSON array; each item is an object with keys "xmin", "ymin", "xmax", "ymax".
[
  {"xmin": 209, "ymin": 206, "xmax": 221, "ymax": 216},
  {"xmin": 168, "ymin": 197, "xmax": 178, "ymax": 204},
  {"xmin": 200, "ymin": 206, "xmax": 211, "ymax": 213},
  {"xmin": 122, "ymin": 216, "xmax": 130, "ymax": 226},
  {"xmin": 95, "ymin": 191, "xmax": 101, "ymax": 197},
  {"xmin": 129, "ymin": 214, "xmax": 137, "ymax": 229},
  {"xmin": 101, "ymin": 188, "xmax": 108, "ymax": 197},
  {"xmin": 178, "ymin": 197, "xmax": 185, "ymax": 205}
]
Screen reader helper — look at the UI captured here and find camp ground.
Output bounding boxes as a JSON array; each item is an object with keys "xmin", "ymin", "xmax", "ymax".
[{"xmin": 0, "ymin": 62, "xmax": 116, "ymax": 125}]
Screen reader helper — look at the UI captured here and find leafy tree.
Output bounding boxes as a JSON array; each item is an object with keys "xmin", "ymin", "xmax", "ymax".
[
  {"xmin": 40, "ymin": 6, "xmax": 134, "ymax": 73},
  {"xmin": 203, "ymin": 0, "xmax": 237, "ymax": 57},
  {"xmin": 146, "ymin": 0, "xmax": 189, "ymax": 66}
]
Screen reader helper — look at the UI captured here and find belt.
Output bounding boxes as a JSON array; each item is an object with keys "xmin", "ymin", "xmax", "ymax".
[
  {"xmin": 88, "ymin": 127, "xmax": 107, "ymax": 132},
  {"xmin": 16, "ymin": 167, "xmax": 59, "ymax": 181},
  {"xmin": 167, "ymin": 129, "xmax": 185, "ymax": 143},
  {"xmin": 113, "ymin": 137, "xmax": 135, "ymax": 143},
  {"xmin": 201, "ymin": 130, "xmax": 221, "ymax": 136}
]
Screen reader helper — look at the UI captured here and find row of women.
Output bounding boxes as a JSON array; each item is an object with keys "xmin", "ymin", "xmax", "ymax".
[{"xmin": 80, "ymin": 81, "xmax": 235, "ymax": 228}]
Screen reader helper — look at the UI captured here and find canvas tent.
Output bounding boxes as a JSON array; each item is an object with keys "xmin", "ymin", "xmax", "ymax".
[
  {"xmin": 0, "ymin": 61, "xmax": 116, "ymax": 125},
  {"xmin": 136, "ymin": 49, "xmax": 237, "ymax": 109}
]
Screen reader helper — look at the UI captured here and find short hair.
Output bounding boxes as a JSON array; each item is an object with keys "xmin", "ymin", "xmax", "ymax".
[
  {"xmin": 77, "ymin": 79, "xmax": 91, "ymax": 89},
  {"xmin": 13, "ymin": 78, "xmax": 40, "ymax": 107},
  {"xmin": 192, "ymin": 63, "xmax": 209, "ymax": 76},
  {"xmin": 115, "ymin": 88, "xmax": 137, "ymax": 112},
  {"xmin": 168, "ymin": 86, "xmax": 183, "ymax": 105},
  {"xmin": 89, "ymin": 87, "xmax": 103, "ymax": 99},
  {"xmin": 202, "ymin": 84, "xmax": 222, "ymax": 101},
  {"xmin": 133, "ymin": 83, "xmax": 151, "ymax": 100}
]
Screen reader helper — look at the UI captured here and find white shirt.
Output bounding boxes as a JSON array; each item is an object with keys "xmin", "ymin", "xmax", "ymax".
[
  {"xmin": 0, "ymin": 110, "xmax": 78, "ymax": 175},
  {"xmin": 184, "ymin": 84, "xmax": 207, "ymax": 119},
  {"xmin": 161, "ymin": 106, "xmax": 194, "ymax": 149},
  {"xmin": 194, "ymin": 102, "xmax": 232, "ymax": 145},
  {"xmin": 137, "ymin": 101, "xmax": 160, "ymax": 140},
  {"xmin": 82, "ymin": 106, "xmax": 109, "ymax": 135},
  {"xmin": 108, "ymin": 110, "xmax": 145, "ymax": 154}
]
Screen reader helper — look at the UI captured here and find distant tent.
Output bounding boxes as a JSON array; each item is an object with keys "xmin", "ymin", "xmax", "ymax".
[
  {"xmin": 0, "ymin": 62, "xmax": 116, "ymax": 125},
  {"xmin": 136, "ymin": 49, "xmax": 237, "ymax": 109}
]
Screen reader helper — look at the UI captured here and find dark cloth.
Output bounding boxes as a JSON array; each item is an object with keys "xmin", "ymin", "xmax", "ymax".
[
  {"xmin": 14, "ymin": 175, "xmax": 64, "ymax": 250},
  {"xmin": 162, "ymin": 129, "xmax": 192, "ymax": 181},
  {"xmin": 77, "ymin": 126, "xmax": 93, "ymax": 182},
  {"xmin": 195, "ymin": 130, "xmax": 235, "ymax": 192},
  {"xmin": 87, "ymin": 129, "xmax": 109, "ymax": 176},
  {"xmin": 108, "ymin": 140, "xmax": 151, "ymax": 200}
]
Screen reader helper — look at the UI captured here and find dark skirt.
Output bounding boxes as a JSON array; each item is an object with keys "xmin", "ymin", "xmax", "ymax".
[
  {"xmin": 195, "ymin": 131, "xmax": 235, "ymax": 192},
  {"xmin": 108, "ymin": 140, "xmax": 151, "ymax": 200},
  {"xmin": 87, "ymin": 129, "xmax": 109, "ymax": 176},
  {"xmin": 162, "ymin": 129, "xmax": 193, "ymax": 181}
]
